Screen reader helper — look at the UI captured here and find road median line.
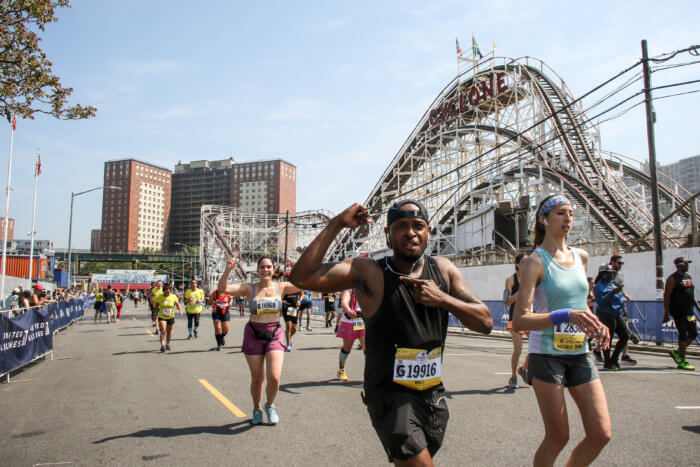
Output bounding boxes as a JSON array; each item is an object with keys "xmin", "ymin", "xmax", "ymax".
[{"xmin": 198, "ymin": 379, "xmax": 247, "ymax": 418}]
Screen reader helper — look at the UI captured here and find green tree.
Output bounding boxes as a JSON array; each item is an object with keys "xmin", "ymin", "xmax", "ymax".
[{"xmin": 1, "ymin": 0, "xmax": 96, "ymax": 120}]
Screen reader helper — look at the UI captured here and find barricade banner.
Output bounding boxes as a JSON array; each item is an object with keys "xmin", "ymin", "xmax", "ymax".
[
  {"xmin": 447, "ymin": 300, "xmax": 699, "ymax": 346},
  {"xmin": 0, "ymin": 307, "xmax": 53, "ymax": 374},
  {"xmin": 49, "ymin": 299, "xmax": 86, "ymax": 331}
]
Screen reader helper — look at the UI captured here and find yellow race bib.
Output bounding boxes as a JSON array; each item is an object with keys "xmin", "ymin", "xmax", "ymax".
[
  {"xmin": 352, "ymin": 317, "xmax": 365, "ymax": 331},
  {"xmin": 553, "ymin": 323, "xmax": 586, "ymax": 351},
  {"xmin": 393, "ymin": 347, "xmax": 442, "ymax": 390},
  {"xmin": 255, "ymin": 297, "xmax": 279, "ymax": 315}
]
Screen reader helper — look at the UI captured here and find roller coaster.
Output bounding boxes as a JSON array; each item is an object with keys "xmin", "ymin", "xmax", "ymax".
[{"xmin": 201, "ymin": 54, "xmax": 698, "ymax": 285}]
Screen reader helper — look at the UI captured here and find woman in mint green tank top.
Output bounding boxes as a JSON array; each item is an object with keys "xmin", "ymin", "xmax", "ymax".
[{"xmin": 512, "ymin": 195, "xmax": 613, "ymax": 466}]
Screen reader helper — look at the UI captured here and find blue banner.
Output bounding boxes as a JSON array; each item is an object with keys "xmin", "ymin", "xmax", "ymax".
[
  {"xmin": 0, "ymin": 307, "xmax": 53, "ymax": 374},
  {"xmin": 48, "ymin": 298, "xmax": 86, "ymax": 331}
]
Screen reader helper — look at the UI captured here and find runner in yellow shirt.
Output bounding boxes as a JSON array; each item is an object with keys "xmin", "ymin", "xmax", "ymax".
[
  {"xmin": 149, "ymin": 280, "xmax": 164, "ymax": 334},
  {"xmin": 185, "ymin": 279, "xmax": 205, "ymax": 339},
  {"xmin": 155, "ymin": 283, "xmax": 183, "ymax": 352}
]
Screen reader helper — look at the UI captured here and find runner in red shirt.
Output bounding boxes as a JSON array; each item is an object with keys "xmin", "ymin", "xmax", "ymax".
[{"xmin": 208, "ymin": 290, "xmax": 232, "ymax": 351}]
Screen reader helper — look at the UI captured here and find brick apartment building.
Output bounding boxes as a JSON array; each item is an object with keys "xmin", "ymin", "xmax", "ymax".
[
  {"xmin": 170, "ymin": 158, "xmax": 296, "ymax": 249},
  {"xmin": 98, "ymin": 159, "xmax": 172, "ymax": 252}
]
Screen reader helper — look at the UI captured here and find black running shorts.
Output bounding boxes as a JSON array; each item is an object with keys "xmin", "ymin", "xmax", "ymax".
[
  {"xmin": 365, "ymin": 389, "xmax": 449, "ymax": 462},
  {"xmin": 212, "ymin": 310, "xmax": 231, "ymax": 322},
  {"xmin": 672, "ymin": 312, "xmax": 698, "ymax": 341},
  {"xmin": 527, "ymin": 353, "xmax": 599, "ymax": 387}
]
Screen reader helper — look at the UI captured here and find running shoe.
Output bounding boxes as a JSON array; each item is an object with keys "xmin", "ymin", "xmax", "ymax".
[
  {"xmin": 507, "ymin": 376, "xmax": 518, "ymax": 389},
  {"xmin": 678, "ymin": 360, "xmax": 695, "ymax": 371},
  {"xmin": 194, "ymin": 330, "xmax": 198, "ymax": 338},
  {"xmin": 630, "ymin": 333, "xmax": 640, "ymax": 344},
  {"xmin": 621, "ymin": 355, "xmax": 637, "ymax": 365},
  {"xmin": 264, "ymin": 404, "xmax": 279, "ymax": 425},
  {"xmin": 252, "ymin": 408, "xmax": 264, "ymax": 425},
  {"xmin": 306, "ymin": 326, "xmax": 312, "ymax": 331},
  {"xmin": 221, "ymin": 337, "xmax": 226, "ymax": 346},
  {"xmin": 603, "ymin": 363, "xmax": 619, "ymax": 371},
  {"xmin": 216, "ymin": 345, "xmax": 221, "ymax": 351},
  {"xmin": 155, "ymin": 329, "xmax": 159, "ymax": 335},
  {"xmin": 670, "ymin": 349, "xmax": 682, "ymax": 364},
  {"xmin": 165, "ymin": 344, "xmax": 171, "ymax": 351},
  {"xmin": 187, "ymin": 335, "xmax": 193, "ymax": 340},
  {"xmin": 337, "ymin": 369, "xmax": 349, "ymax": 381},
  {"xmin": 160, "ymin": 345, "xmax": 165, "ymax": 353}
]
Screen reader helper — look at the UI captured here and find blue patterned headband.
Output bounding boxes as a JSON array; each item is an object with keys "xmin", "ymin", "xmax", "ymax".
[{"xmin": 538, "ymin": 195, "xmax": 571, "ymax": 220}]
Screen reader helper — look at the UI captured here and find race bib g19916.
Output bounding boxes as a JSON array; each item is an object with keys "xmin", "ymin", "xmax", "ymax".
[
  {"xmin": 393, "ymin": 347, "xmax": 442, "ymax": 390},
  {"xmin": 553, "ymin": 323, "xmax": 586, "ymax": 351}
]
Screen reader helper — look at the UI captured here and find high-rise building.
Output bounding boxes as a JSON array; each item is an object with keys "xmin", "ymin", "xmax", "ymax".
[
  {"xmin": 658, "ymin": 154, "xmax": 700, "ymax": 194},
  {"xmin": 170, "ymin": 158, "xmax": 235, "ymax": 250},
  {"xmin": 231, "ymin": 159, "xmax": 296, "ymax": 215},
  {"xmin": 100, "ymin": 159, "xmax": 172, "ymax": 252},
  {"xmin": 169, "ymin": 158, "xmax": 296, "ymax": 249}
]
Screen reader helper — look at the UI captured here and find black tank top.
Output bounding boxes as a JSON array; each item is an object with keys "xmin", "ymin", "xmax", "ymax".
[
  {"xmin": 364, "ymin": 256, "xmax": 449, "ymax": 396},
  {"xmin": 508, "ymin": 273, "xmax": 520, "ymax": 319},
  {"xmin": 670, "ymin": 272, "xmax": 695, "ymax": 316}
]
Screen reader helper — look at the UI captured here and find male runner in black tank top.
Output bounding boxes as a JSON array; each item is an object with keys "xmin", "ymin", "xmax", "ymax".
[
  {"xmin": 290, "ymin": 200, "xmax": 492, "ymax": 466},
  {"xmin": 664, "ymin": 257, "xmax": 699, "ymax": 370}
]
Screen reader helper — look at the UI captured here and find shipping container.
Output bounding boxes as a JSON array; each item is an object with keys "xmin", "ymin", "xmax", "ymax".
[{"xmin": 0, "ymin": 255, "xmax": 51, "ymax": 279}]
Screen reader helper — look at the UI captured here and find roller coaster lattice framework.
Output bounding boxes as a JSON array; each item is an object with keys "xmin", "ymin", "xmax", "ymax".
[{"xmin": 201, "ymin": 54, "xmax": 697, "ymax": 285}]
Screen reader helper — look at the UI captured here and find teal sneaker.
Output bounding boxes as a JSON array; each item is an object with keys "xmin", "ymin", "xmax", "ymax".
[
  {"xmin": 670, "ymin": 350, "xmax": 682, "ymax": 365},
  {"xmin": 264, "ymin": 404, "xmax": 279, "ymax": 425},
  {"xmin": 252, "ymin": 408, "xmax": 263, "ymax": 425}
]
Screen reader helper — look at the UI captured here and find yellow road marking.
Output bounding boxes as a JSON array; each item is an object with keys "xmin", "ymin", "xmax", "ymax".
[
  {"xmin": 198, "ymin": 379, "xmax": 247, "ymax": 418},
  {"xmin": 146, "ymin": 330, "xmax": 154, "ymax": 336}
]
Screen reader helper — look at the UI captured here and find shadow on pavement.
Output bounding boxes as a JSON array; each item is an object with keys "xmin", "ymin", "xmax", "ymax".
[
  {"xmin": 116, "ymin": 334, "xmax": 147, "ymax": 337},
  {"xmin": 682, "ymin": 425, "xmax": 699, "ymax": 434},
  {"xmin": 167, "ymin": 349, "xmax": 217, "ymax": 355},
  {"xmin": 112, "ymin": 350, "xmax": 158, "ymax": 356},
  {"xmin": 445, "ymin": 386, "xmax": 516, "ymax": 397},
  {"xmin": 279, "ymin": 379, "xmax": 362, "ymax": 394},
  {"xmin": 92, "ymin": 421, "xmax": 253, "ymax": 443}
]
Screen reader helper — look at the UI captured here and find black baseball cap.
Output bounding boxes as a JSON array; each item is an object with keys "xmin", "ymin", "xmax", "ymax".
[
  {"xmin": 387, "ymin": 199, "xmax": 429, "ymax": 227},
  {"xmin": 674, "ymin": 257, "xmax": 692, "ymax": 265}
]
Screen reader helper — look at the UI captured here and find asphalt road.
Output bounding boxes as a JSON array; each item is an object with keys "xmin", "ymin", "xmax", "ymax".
[{"xmin": 1, "ymin": 302, "xmax": 698, "ymax": 466}]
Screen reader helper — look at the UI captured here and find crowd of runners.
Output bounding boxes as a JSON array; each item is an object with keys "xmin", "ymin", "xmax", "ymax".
[{"xmin": 90, "ymin": 196, "xmax": 697, "ymax": 467}]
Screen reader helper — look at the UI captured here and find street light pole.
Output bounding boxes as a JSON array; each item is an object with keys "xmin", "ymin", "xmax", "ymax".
[{"xmin": 67, "ymin": 185, "xmax": 121, "ymax": 288}]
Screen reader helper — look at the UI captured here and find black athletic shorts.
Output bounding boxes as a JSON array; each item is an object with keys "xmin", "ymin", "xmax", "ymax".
[
  {"xmin": 282, "ymin": 307, "xmax": 299, "ymax": 324},
  {"xmin": 157, "ymin": 317, "xmax": 175, "ymax": 325},
  {"xmin": 527, "ymin": 353, "xmax": 599, "ymax": 387},
  {"xmin": 299, "ymin": 301, "xmax": 312, "ymax": 311},
  {"xmin": 672, "ymin": 312, "xmax": 698, "ymax": 341},
  {"xmin": 212, "ymin": 310, "xmax": 231, "ymax": 322},
  {"xmin": 365, "ymin": 389, "xmax": 449, "ymax": 462}
]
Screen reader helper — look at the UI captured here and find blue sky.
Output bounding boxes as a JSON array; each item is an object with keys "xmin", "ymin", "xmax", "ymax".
[{"xmin": 2, "ymin": 0, "xmax": 698, "ymax": 249}]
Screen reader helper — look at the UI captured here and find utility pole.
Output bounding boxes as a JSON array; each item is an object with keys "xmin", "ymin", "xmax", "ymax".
[{"xmin": 641, "ymin": 39, "xmax": 664, "ymax": 296}]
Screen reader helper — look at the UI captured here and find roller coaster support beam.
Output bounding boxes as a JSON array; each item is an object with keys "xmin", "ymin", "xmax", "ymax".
[{"xmin": 642, "ymin": 39, "xmax": 664, "ymax": 294}]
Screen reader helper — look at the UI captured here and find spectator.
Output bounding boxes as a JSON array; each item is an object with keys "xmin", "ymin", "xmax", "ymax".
[
  {"xmin": 102, "ymin": 285, "xmax": 117, "ymax": 323},
  {"xmin": 594, "ymin": 265, "xmax": 630, "ymax": 370},
  {"xmin": 30, "ymin": 283, "xmax": 48, "ymax": 307},
  {"xmin": 609, "ymin": 254, "xmax": 638, "ymax": 364},
  {"xmin": 663, "ymin": 257, "xmax": 699, "ymax": 371}
]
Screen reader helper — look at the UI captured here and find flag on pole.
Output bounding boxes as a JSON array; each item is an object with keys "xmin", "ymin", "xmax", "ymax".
[
  {"xmin": 12, "ymin": 115, "xmax": 16, "ymax": 131},
  {"xmin": 455, "ymin": 38, "xmax": 463, "ymax": 57},
  {"xmin": 472, "ymin": 36, "xmax": 483, "ymax": 59},
  {"xmin": 35, "ymin": 156, "xmax": 41, "ymax": 176}
]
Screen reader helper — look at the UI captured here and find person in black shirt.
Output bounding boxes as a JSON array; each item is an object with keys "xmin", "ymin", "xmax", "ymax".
[
  {"xmin": 282, "ymin": 289, "xmax": 301, "ymax": 351},
  {"xmin": 504, "ymin": 253, "xmax": 529, "ymax": 389},
  {"xmin": 289, "ymin": 200, "xmax": 492, "ymax": 465},
  {"xmin": 663, "ymin": 257, "xmax": 699, "ymax": 371}
]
